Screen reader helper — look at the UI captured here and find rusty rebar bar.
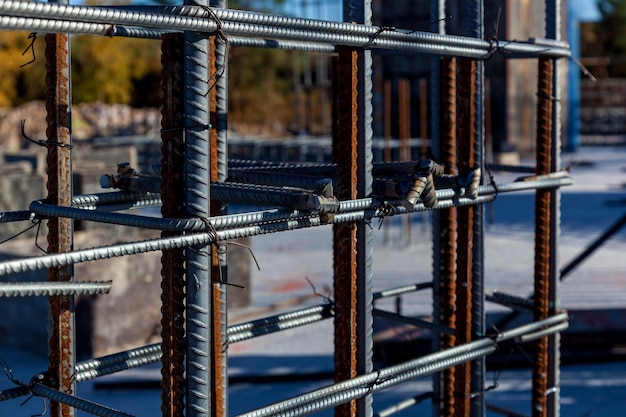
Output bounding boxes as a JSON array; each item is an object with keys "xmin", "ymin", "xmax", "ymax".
[
  {"xmin": 532, "ymin": 55, "xmax": 554, "ymax": 417},
  {"xmin": 45, "ymin": 26, "xmax": 75, "ymax": 417},
  {"xmin": 332, "ymin": 45, "xmax": 360, "ymax": 417},
  {"xmin": 453, "ymin": 57, "xmax": 476, "ymax": 417},
  {"xmin": 209, "ymin": 9, "xmax": 228, "ymax": 413},
  {"xmin": 160, "ymin": 32, "xmax": 186, "ymax": 417},
  {"xmin": 439, "ymin": 56, "xmax": 457, "ymax": 417}
]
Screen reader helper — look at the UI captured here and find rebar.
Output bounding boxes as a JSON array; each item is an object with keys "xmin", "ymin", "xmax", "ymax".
[
  {"xmin": 209, "ymin": 3, "xmax": 229, "ymax": 411},
  {"xmin": 159, "ymin": 31, "xmax": 186, "ymax": 417},
  {"xmin": 31, "ymin": 383, "xmax": 134, "ymax": 417},
  {"xmin": 332, "ymin": 43, "xmax": 361, "ymax": 417},
  {"xmin": 235, "ymin": 314, "xmax": 568, "ymax": 417},
  {"xmin": 228, "ymin": 304, "xmax": 334, "ymax": 343},
  {"xmin": 454, "ymin": 57, "xmax": 476, "ymax": 417},
  {"xmin": 533, "ymin": 55, "xmax": 554, "ymax": 417},
  {"xmin": 438, "ymin": 55, "xmax": 458, "ymax": 417},
  {"xmin": 0, "ymin": 210, "xmax": 33, "ymax": 223},
  {"xmin": 0, "ymin": 1, "xmax": 571, "ymax": 58},
  {"xmin": 373, "ymin": 282, "xmax": 432, "ymax": 299},
  {"xmin": 44, "ymin": 17, "xmax": 75, "ymax": 417},
  {"xmin": 183, "ymin": 0, "xmax": 212, "ymax": 414},
  {"xmin": 28, "ymin": 176, "xmax": 571, "ymax": 234},
  {"xmin": 73, "ymin": 343, "xmax": 161, "ymax": 380},
  {"xmin": 0, "ymin": 281, "xmax": 111, "ymax": 297},
  {"xmin": 486, "ymin": 291, "xmax": 535, "ymax": 312},
  {"xmin": 0, "ymin": 4, "xmax": 575, "ymax": 417}
]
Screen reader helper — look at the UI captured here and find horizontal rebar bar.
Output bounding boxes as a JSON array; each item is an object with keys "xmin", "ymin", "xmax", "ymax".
[
  {"xmin": 373, "ymin": 282, "xmax": 432, "ymax": 299},
  {"xmin": 486, "ymin": 291, "xmax": 535, "ymax": 311},
  {"xmin": 0, "ymin": 280, "xmax": 437, "ymax": 403},
  {"xmin": 26, "ymin": 175, "xmax": 572, "ymax": 234},
  {"xmin": 228, "ymin": 304, "xmax": 334, "ymax": 343},
  {"xmin": 0, "ymin": 386, "xmax": 30, "ymax": 402},
  {"xmin": 235, "ymin": 313, "xmax": 568, "ymax": 417},
  {"xmin": 0, "ymin": 1, "xmax": 570, "ymax": 58},
  {"xmin": 515, "ymin": 321, "xmax": 569, "ymax": 343},
  {"xmin": 31, "ymin": 383, "xmax": 134, "ymax": 417},
  {"xmin": 0, "ymin": 177, "xmax": 570, "ymax": 277},
  {"xmin": 73, "ymin": 343, "xmax": 162, "ymax": 381},
  {"xmin": 0, "ymin": 210, "xmax": 33, "ymax": 223},
  {"xmin": 0, "ymin": 281, "xmax": 111, "ymax": 297}
]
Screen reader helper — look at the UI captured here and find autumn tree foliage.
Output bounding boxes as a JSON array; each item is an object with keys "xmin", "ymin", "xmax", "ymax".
[{"xmin": 581, "ymin": 0, "xmax": 626, "ymax": 77}]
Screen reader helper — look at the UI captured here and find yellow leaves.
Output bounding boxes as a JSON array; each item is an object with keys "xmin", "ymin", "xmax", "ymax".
[
  {"xmin": 0, "ymin": 31, "xmax": 45, "ymax": 108},
  {"xmin": 71, "ymin": 35, "xmax": 160, "ymax": 104},
  {"xmin": 0, "ymin": 31, "xmax": 160, "ymax": 107}
]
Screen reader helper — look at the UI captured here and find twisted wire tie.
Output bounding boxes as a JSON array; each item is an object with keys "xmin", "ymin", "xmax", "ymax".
[{"xmin": 21, "ymin": 120, "xmax": 73, "ymax": 150}]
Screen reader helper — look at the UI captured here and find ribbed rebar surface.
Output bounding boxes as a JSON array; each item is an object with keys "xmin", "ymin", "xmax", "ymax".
[
  {"xmin": 45, "ymin": 27, "xmax": 75, "ymax": 417},
  {"xmin": 183, "ymin": 0, "xmax": 211, "ymax": 414},
  {"xmin": 209, "ymin": 3, "xmax": 228, "ymax": 412},
  {"xmin": 439, "ymin": 55, "xmax": 457, "ymax": 417},
  {"xmin": 160, "ymin": 32, "xmax": 186, "ymax": 417},
  {"xmin": 0, "ymin": 281, "xmax": 111, "ymax": 297},
  {"xmin": 532, "ymin": 55, "xmax": 554, "ymax": 417},
  {"xmin": 0, "ymin": 0, "xmax": 572, "ymax": 58},
  {"xmin": 332, "ymin": 45, "xmax": 360, "ymax": 417},
  {"xmin": 454, "ymin": 57, "xmax": 476, "ymax": 417}
]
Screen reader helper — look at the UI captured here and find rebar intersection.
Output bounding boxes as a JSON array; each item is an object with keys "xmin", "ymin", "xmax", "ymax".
[{"xmin": 0, "ymin": 1, "xmax": 568, "ymax": 417}]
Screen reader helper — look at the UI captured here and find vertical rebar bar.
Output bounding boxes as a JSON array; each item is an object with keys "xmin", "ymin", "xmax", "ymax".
[
  {"xmin": 438, "ymin": 56, "xmax": 458, "ymax": 417},
  {"xmin": 184, "ymin": 0, "xmax": 212, "ymax": 415},
  {"xmin": 430, "ymin": 3, "xmax": 445, "ymax": 415},
  {"xmin": 209, "ymin": 1, "xmax": 228, "ymax": 414},
  {"xmin": 333, "ymin": 44, "xmax": 359, "ymax": 417},
  {"xmin": 45, "ymin": 0, "xmax": 75, "ymax": 414},
  {"xmin": 454, "ymin": 57, "xmax": 476, "ymax": 417},
  {"xmin": 333, "ymin": 2, "xmax": 373, "ymax": 416},
  {"xmin": 545, "ymin": 4, "xmax": 562, "ymax": 417},
  {"xmin": 532, "ymin": 55, "xmax": 554, "ymax": 417},
  {"xmin": 160, "ymin": 32, "xmax": 186, "ymax": 417},
  {"xmin": 468, "ymin": 2, "xmax": 486, "ymax": 416}
]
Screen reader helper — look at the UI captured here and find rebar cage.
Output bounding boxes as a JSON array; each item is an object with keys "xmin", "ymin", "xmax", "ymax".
[{"xmin": 0, "ymin": 1, "xmax": 569, "ymax": 417}]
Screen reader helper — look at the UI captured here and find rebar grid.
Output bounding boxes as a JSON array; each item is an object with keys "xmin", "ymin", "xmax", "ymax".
[
  {"xmin": 234, "ymin": 314, "xmax": 568, "ymax": 417},
  {"xmin": 0, "ymin": 2, "xmax": 572, "ymax": 417}
]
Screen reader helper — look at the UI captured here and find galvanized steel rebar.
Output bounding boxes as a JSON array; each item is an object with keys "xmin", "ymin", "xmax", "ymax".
[
  {"xmin": 0, "ymin": 281, "xmax": 111, "ymax": 297},
  {"xmin": 0, "ymin": 0, "xmax": 571, "ymax": 58},
  {"xmin": 235, "ymin": 314, "xmax": 568, "ymax": 417}
]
